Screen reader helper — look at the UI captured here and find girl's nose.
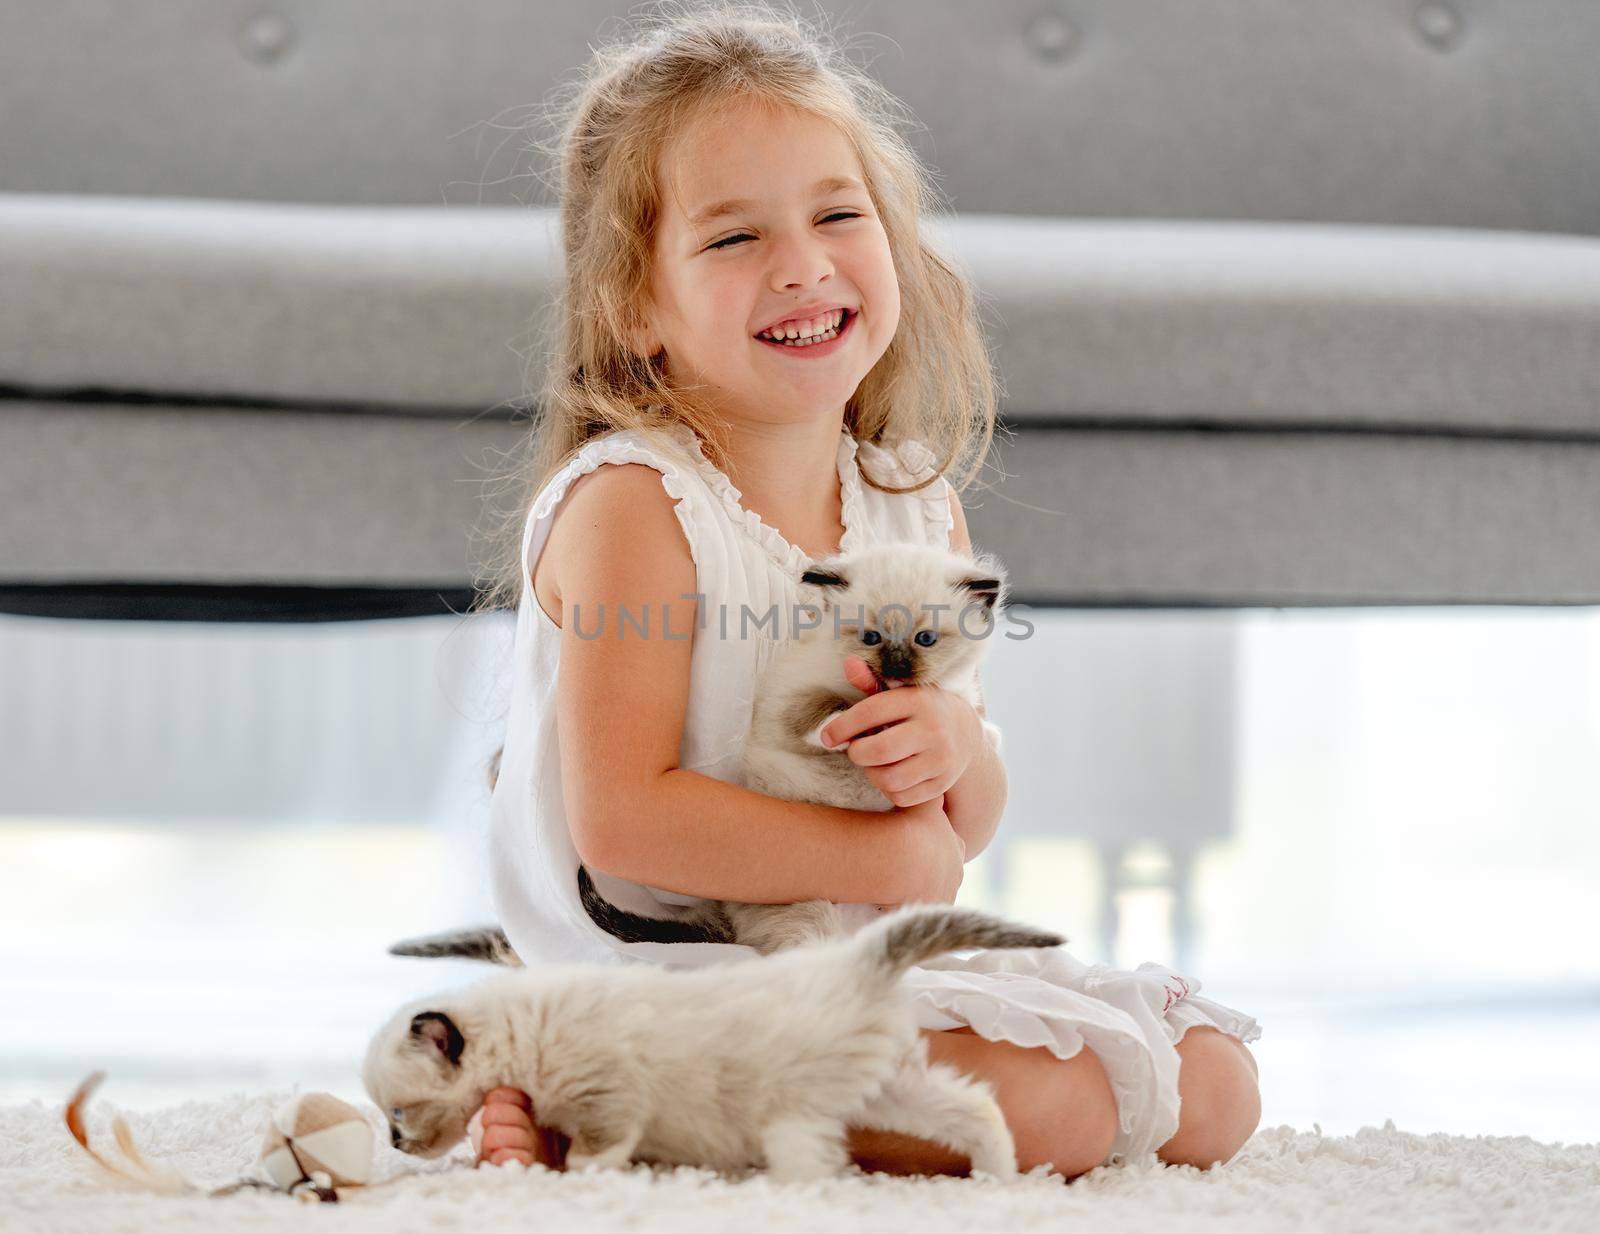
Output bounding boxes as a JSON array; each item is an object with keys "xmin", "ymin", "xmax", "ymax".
[{"xmin": 770, "ymin": 232, "xmax": 835, "ymax": 292}]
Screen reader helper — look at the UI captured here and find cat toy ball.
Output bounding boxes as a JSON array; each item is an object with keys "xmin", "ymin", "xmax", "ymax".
[{"xmin": 257, "ymin": 1091, "xmax": 376, "ymax": 1193}]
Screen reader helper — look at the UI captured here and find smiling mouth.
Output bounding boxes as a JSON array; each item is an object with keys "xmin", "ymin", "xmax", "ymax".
[{"xmin": 754, "ymin": 308, "xmax": 854, "ymax": 349}]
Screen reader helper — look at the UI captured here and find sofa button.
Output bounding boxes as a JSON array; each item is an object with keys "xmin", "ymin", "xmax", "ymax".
[
  {"xmin": 1413, "ymin": 1, "xmax": 1463, "ymax": 50},
  {"xmin": 242, "ymin": 11, "xmax": 295, "ymax": 63},
  {"xmin": 1025, "ymin": 11, "xmax": 1076, "ymax": 62}
]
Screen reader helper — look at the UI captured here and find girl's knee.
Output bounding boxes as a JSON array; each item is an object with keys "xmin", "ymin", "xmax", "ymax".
[
  {"xmin": 1159, "ymin": 1027, "xmax": 1262, "ymax": 1169},
  {"xmin": 1029, "ymin": 1042, "xmax": 1119, "ymax": 1178},
  {"xmin": 922, "ymin": 1028, "xmax": 1118, "ymax": 1179}
]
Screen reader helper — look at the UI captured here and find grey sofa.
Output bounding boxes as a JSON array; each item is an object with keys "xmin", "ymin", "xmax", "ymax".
[{"xmin": 4, "ymin": 0, "xmax": 1600, "ymax": 618}]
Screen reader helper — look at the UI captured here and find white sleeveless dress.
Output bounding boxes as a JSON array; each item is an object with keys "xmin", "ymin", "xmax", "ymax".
[{"xmin": 487, "ymin": 421, "xmax": 1262, "ymax": 1167}]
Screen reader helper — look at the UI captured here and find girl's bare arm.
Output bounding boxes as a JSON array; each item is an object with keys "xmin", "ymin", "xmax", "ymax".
[
  {"xmin": 939, "ymin": 487, "xmax": 1009, "ymax": 857},
  {"xmin": 545, "ymin": 462, "xmax": 925, "ymax": 906}
]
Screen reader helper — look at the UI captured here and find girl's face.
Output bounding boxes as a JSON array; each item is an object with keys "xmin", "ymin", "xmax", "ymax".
[{"xmin": 640, "ymin": 99, "xmax": 901, "ymax": 430}]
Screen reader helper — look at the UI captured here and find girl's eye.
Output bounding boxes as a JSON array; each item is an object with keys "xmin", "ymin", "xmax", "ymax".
[
  {"xmin": 860, "ymin": 630, "xmax": 882, "ymax": 646},
  {"xmin": 705, "ymin": 212, "xmax": 862, "ymax": 251},
  {"xmin": 914, "ymin": 630, "xmax": 938, "ymax": 647}
]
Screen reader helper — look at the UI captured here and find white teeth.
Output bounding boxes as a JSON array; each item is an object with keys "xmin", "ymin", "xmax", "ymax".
[
  {"xmin": 760, "ymin": 309, "xmax": 845, "ymax": 341},
  {"xmin": 770, "ymin": 324, "xmax": 838, "ymax": 347}
]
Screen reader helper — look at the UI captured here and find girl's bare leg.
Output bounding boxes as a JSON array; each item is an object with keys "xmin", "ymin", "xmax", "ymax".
[
  {"xmin": 1154, "ymin": 1026, "xmax": 1262, "ymax": 1168},
  {"xmin": 848, "ymin": 1027, "xmax": 1119, "ymax": 1181}
]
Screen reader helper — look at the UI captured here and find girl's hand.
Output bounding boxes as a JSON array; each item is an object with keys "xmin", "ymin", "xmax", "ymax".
[
  {"xmin": 821, "ymin": 657, "xmax": 984, "ymax": 808},
  {"xmin": 469, "ymin": 1087, "xmax": 570, "ymax": 1170}
]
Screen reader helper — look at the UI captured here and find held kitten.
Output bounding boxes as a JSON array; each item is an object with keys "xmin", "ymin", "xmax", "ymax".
[
  {"xmin": 364, "ymin": 904, "xmax": 1062, "ymax": 1182},
  {"xmin": 576, "ymin": 542, "xmax": 1008, "ymax": 953}
]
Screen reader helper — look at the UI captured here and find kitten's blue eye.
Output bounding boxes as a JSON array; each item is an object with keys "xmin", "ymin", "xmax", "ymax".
[
  {"xmin": 860, "ymin": 630, "xmax": 882, "ymax": 646},
  {"xmin": 391, "ymin": 1107, "xmax": 404, "ymax": 1122},
  {"xmin": 914, "ymin": 630, "xmax": 938, "ymax": 647}
]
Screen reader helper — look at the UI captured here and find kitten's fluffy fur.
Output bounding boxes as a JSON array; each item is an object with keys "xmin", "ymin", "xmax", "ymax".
[
  {"xmin": 578, "ymin": 542, "xmax": 1008, "ymax": 953},
  {"xmin": 365, "ymin": 905, "xmax": 1060, "ymax": 1182}
]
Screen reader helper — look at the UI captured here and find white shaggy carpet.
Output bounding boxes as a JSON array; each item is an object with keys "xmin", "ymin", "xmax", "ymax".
[{"xmin": 4, "ymin": 1091, "xmax": 1597, "ymax": 1234}]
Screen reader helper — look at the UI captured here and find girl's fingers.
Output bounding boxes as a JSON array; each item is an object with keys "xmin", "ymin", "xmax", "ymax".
[
  {"xmin": 482, "ymin": 1103, "xmax": 537, "ymax": 1128},
  {"xmin": 481, "ymin": 1147, "xmax": 536, "ymax": 1168},
  {"xmin": 843, "ymin": 656, "xmax": 880, "ymax": 694},
  {"xmin": 827, "ymin": 691, "xmax": 917, "ymax": 746},
  {"xmin": 870, "ymin": 754, "xmax": 936, "ymax": 794},
  {"xmin": 483, "ymin": 1124, "xmax": 537, "ymax": 1154},
  {"xmin": 847, "ymin": 723, "xmax": 922, "ymax": 768},
  {"xmin": 888, "ymin": 775, "xmax": 947, "ymax": 808}
]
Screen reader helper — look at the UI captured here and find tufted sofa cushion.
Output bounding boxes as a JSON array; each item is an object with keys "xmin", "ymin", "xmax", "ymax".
[{"xmin": 5, "ymin": 197, "xmax": 1600, "ymax": 435}]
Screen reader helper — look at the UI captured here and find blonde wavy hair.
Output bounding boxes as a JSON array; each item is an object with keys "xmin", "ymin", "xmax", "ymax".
[{"xmin": 469, "ymin": 0, "xmax": 1003, "ymax": 621}]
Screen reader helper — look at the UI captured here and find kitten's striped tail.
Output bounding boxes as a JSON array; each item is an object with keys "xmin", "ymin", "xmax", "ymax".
[
  {"xmin": 576, "ymin": 865, "xmax": 737, "ymax": 945},
  {"xmin": 387, "ymin": 926, "xmax": 523, "ymax": 967},
  {"xmin": 854, "ymin": 905, "xmax": 1062, "ymax": 985}
]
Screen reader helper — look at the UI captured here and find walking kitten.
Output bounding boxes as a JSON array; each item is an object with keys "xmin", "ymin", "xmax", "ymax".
[
  {"xmin": 388, "ymin": 543, "xmax": 1008, "ymax": 962},
  {"xmin": 365, "ymin": 904, "xmax": 1060, "ymax": 1182}
]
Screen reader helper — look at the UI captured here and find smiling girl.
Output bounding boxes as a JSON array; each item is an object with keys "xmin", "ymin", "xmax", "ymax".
[{"xmin": 463, "ymin": 2, "xmax": 1261, "ymax": 1180}]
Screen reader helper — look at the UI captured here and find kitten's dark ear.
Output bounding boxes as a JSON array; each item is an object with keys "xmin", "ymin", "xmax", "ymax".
[
  {"xmin": 409, "ymin": 1012, "xmax": 465, "ymax": 1067},
  {"xmin": 801, "ymin": 568, "xmax": 849, "ymax": 590},
  {"xmin": 958, "ymin": 576, "xmax": 1003, "ymax": 610}
]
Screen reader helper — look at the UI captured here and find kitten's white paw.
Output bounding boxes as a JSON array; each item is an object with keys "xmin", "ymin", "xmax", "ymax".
[
  {"xmin": 969, "ymin": 1156, "xmax": 1019, "ymax": 1182},
  {"xmin": 762, "ymin": 1117, "xmax": 850, "ymax": 1182}
]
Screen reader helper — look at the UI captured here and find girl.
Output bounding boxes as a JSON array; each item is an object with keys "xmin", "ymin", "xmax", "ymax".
[{"xmin": 466, "ymin": 2, "xmax": 1261, "ymax": 1180}]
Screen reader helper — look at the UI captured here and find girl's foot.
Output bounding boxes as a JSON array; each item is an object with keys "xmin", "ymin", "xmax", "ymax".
[{"xmin": 468, "ymin": 1087, "xmax": 570, "ymax": 1169}]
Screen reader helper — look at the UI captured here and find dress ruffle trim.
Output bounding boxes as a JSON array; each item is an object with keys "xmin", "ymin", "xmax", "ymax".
[{"xmin": 665, "ymin": 421, "xmax": 866, "ymax": 571}]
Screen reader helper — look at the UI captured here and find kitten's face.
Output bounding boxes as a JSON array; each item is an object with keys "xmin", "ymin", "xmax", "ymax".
[
  {"xmin": 799, "ymin": 545, "xmax": 1007, "ymax": 687},
  {"xmin": 362, "ymin": 1006, "xmax": 481, "ymax": 1157}
]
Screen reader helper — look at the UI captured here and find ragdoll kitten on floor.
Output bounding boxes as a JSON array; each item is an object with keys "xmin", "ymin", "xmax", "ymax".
[
  {"xmin": 387, "ymin": 543, "xmax": 1009, "ymax": 962},
  {"xmin": 365, "ymin": 903, "xmax": 1060, "ymax": 1182}
]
